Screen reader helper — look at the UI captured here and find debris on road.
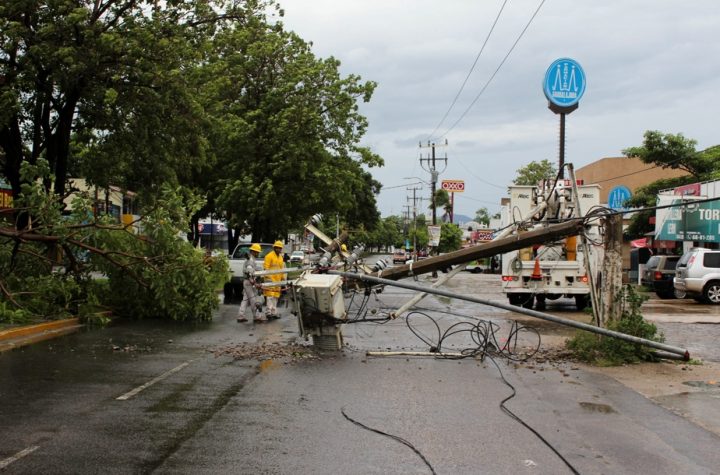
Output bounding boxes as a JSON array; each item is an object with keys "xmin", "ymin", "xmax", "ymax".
[{"xmin": 212, "ymin": 342, "xmax": 320, "ymax": 363}]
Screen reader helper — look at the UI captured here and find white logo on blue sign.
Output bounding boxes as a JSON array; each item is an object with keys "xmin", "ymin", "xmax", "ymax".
[
  {"xmin": 543, "ymin": 58, "xmax": 586, "ymax": 108},
  {"xmin": 608, "ymin": 185, "xmax": 631, "ymax": 210}
]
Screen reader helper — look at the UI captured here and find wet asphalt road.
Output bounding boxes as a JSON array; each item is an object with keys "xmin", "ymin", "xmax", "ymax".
[{"xmin": 1, "ymin": 263, "xmax": 720, "ymax": 474}]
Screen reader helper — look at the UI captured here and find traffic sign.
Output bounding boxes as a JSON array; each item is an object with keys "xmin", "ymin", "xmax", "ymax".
[
  {"xmin": 441, "ymin": 180, "xmax": 465, "ymax": 193},
  {"xmin": 543, "ymin": 58, "xmax": 586, "ymax": 108}
]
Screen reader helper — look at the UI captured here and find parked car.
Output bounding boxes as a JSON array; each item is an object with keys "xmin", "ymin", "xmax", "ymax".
[
  {"xmin": 392, "ymin": 250, "xmax": 410, "ymax": 264},
  {"xmin": 674, "ymin": 248, "xmax": 720, "ymax": 304},
  {"xmin": 416, "ymin": 249, "xmax": 429, "ymax": 259},
  {"xmin": 289, "ymin": 250, "xmax": 305, "ymax": 264},
  {"xmin": 641, "ymin": 255, "xmax": 682, "ymax": 299}
]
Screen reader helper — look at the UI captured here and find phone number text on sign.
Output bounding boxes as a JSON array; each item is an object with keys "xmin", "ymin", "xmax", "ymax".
[{"xmin": 441, "ymin": 180, "xmax": 465, "ymax": 192}]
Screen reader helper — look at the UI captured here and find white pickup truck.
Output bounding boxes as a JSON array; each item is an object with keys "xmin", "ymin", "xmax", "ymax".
[{"xmin": 223, "ymin": 242, "xmax": 275, "ymax": 303}]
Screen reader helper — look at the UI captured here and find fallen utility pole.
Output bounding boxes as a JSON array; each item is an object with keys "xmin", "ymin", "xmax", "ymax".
[
  {"xmin": 391, "ymin": 200, "xmax": 551, "ymax": 318},
  {"xmin": 379, "ymin": 219, "xmax": 586, "ymax": 281},
  {"xmin": 330, "ymin": 270, "xmax": 690, "ymax": 360}
]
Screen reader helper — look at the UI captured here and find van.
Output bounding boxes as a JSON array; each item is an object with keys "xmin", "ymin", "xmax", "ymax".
[
  {"xmin": 674, "ymin": 248, "xmax": 720, "ymax": 304},
  {"xmin": 641, "ymin": 255, "xmax": 681, "ymax": 299}
]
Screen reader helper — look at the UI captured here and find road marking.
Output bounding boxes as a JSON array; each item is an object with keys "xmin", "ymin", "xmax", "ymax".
[
  {"xmin": 116, "ymin": 361, "xmax": 192, "ymax": 401},
  {"xmin": 0, "ymin": 445, "xmax": 40, "ymax": 469}
]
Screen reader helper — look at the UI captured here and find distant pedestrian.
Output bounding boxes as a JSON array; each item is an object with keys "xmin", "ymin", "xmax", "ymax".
[
  {"xmin": 263, "ymin": 240, "xmax": 286, "ymax": 320},
  {"xmin": 237, "ymin": 243, "xmax": 265, "ymax": 323}
]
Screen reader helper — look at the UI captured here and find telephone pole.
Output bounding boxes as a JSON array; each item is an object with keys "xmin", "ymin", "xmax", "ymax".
[
  {"xmin": 406, "ymin": 185, "xmax": 423, "ymax": 257},
  {"xmin": 419, "ymin": 140, "xmax": 448, "ymax": 226}
]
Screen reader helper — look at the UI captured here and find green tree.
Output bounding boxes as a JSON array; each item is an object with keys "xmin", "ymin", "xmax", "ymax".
[
  {"xmin": 623, "ymin": 176, "xmax": 697, "ymax": 238},
  {"xmin": 513, "ymin": 159, "xmax": 557, "ymax": 185},
  {"xmin": 408, "ymin": 214, "xmax": 429, "ymax": 250},
  {"xmin": 0, "ymin": 161, "xmax": 227, "ymax": 323},
  {"xmin": 622, "ymin": 131, "xmax": 720, "ymax": 238},
  {"xmin": 199, "ymin": 19, "xmax": 381, "ymax": 245},
  {"xmin": 433, "ymin": 189, "xmax": 452, "ymax": 221},
  {"xmin": 438, "ymin": 223, "xmax": 462, "ymax": 253},
  {"xmin": 0, "ymin": 0, "xmax": 228, "ymax": 199},
  {"xmin": 474, "ymin": 207, "xmax": 490, "ymax": 226},
  {"xmin": 623, "ymin": 131, "xmax": 717, "ymax": 179}
]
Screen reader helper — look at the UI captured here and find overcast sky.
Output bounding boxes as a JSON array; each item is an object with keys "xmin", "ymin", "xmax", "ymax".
[{"xmin": 279, "ymin": 0, "xmax": 720, "ymax": 221}]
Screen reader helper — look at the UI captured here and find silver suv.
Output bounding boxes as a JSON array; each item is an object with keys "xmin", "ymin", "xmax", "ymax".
[{"xmin": 674, "ymin": 248, "xmax": 720, "ymax": 304}]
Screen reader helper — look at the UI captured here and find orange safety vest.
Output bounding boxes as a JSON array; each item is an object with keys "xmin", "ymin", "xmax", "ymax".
[{"xmin": 263, "ymin": 251, "xmax": 286, "ymax": 298}]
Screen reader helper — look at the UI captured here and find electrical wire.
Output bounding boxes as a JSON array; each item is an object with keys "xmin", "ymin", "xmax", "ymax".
[
  {"xmin": 436, "ymin": 0, "xmax": 548, "ymax": 140},
  {"xmin": 341, "ymin": 407, "xmax": 437, "ymax": 475},
  {"xmin": 427, "ymin": 0, "xmax": 510, "ymax": 140},
  {"xmin": 486, "ymin": 355, "xmax": 581, "ymax": 475},
  {"xmin": 403, "ymin": 311, "xmax": 541, "ymax": 361}
]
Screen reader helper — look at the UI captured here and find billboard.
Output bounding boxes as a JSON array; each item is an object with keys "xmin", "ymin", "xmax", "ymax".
[{"xmin": 655, "ymin": 195, "xmax": 720, "ymax": 243}]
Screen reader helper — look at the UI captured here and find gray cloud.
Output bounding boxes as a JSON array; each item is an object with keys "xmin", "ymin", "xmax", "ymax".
[{"xmin": 281, "ymin": 0, "xmax": 720, "ymax": 218}]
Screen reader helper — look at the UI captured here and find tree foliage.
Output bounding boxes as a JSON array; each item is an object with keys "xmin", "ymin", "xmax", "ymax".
[
  {"xmin": 433, "ymin": 189, "xmax": 452, "ymax": 221},
  {"xmin": 474, "ymin": 207, "xmax": 490, "ymax": 226},
  {"xmin": 0, "ymin": 161, "xmax": 227, "ymax": 323},
  {"xmin": 197, "ymin": 14, "xmax": 381, "ymax": 244},
  {"xmin": 512, "ymin": 159, "xmax": 557, "ymax": 186},
  {"xmin": 622, "ymin": 131, "xmax": 716, "ymax": 179},
  {"xmin": 622, "ymin": 131, "xmax": 720, "ymax": 238},
  {"xmin": 438, "ymin": 223, "xmax": 462, "ymax": 253},
  {"xmin": 1, "ymin": 0, "xmax": 382, "ymax": 248}
]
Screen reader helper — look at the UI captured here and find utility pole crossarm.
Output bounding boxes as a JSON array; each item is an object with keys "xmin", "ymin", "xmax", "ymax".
[{"xmin": 379, "ymin": 219, "xmax": 586, "ymax": 280}]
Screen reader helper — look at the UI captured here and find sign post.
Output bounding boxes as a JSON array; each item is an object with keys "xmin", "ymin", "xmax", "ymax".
[
  {"xmin": 543, "ymin": 58, "xmax": 586, "ymax": 178},
  {"xmin": 441, "ymin": 180, "xmax": 465, "ymax": 224}
]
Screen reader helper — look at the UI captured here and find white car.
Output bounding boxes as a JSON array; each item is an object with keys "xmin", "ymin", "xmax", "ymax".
[{"xmin": 289, "ymin": 250, "xmax": 305, "ymax": 264}]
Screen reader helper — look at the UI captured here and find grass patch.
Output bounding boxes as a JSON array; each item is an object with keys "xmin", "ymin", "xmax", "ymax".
[{"xmin": 567, "ymin": 286, "xmax": 665, "ymax": 366}]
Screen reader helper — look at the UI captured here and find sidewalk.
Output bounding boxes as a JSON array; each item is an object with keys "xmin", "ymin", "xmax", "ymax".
[{"xmin": 0, "ymin": 318, "xmax": 84, "ymax": 353}]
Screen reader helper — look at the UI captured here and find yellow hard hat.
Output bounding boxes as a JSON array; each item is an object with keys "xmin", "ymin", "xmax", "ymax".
[
  {"xmin": 341, "ymin": 244, "xmax": 348, "ymax": 252},
  {"xmin": 273, "ymin": 240, "xmax": 283, "ymax": 248},
  {"xmin": 249, "ymin": 243, "xmax": 262, "ymax": 253}
]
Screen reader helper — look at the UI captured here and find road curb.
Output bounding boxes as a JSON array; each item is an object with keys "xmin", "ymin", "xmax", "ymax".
[{"xmin": 0, "ymin": 318, "xmax": 83, "ymax": 353}]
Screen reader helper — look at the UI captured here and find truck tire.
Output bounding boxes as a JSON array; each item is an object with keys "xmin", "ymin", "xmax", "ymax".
[
  {"xmin": 703, "ymin": 281, "xmax": 720, "ymax": 305},
  {"xmin": 223, "ymin": 283, "xmax": 233, "ymax": 304},
  {"xmin": 521, "ymin": 294, "xmax": 535, "ymax": 309},
  {"xmin": 508, "ymin": 294, "xmax": 525, "ymax": 307},
  {"xmin": 575, "ymin": 294, "xmax": 589, "ymax": 310},
  {"xmin": 223, "ymin": 282, "xmax": 241, "ymax": 304}
]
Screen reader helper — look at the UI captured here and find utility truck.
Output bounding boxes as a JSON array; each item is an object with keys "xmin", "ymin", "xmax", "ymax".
[{"xmin": 500, "ymin": 180, "xmax": 602, "ymax": 310}]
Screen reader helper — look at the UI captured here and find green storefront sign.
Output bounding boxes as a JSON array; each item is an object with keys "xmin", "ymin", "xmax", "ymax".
[{"xmin": 655, "ymin": 196, "xmax": 720, "ymax": 242}]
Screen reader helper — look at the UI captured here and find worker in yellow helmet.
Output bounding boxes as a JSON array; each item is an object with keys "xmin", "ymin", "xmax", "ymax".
[
  {"xmin": 263, "ymin": 240, "xmax": 286, "ymax": 319},
  {"xmin": 237, "ymin": 243, "xmax": 265, "ymax": 323}
]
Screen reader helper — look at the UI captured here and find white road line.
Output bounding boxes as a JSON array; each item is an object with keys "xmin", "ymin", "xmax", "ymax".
[
  {"xmin": 0, "ymin": 445, "xmax": 40, "ymax": 469},
  {"xmin": 116, "ymin": 361, "xmax": 192, "ymax": 401}
]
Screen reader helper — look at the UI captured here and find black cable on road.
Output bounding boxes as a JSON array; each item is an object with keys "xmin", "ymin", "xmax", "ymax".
[
  {"xmin": 487, "ymin": 355, "xmax": 581, "ymax": 475},
  {"xmin": 340, "ymin": 406, "xmax": 437, "ymax": 475}
]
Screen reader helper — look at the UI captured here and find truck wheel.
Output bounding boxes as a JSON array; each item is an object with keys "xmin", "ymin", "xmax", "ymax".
[
  {"xmin": 223, "ymin": 283, "xmax": 234, "ymax": 304},
  {"xmin": 535, "ymin": 295, "xmax": 546, "ymax": 310},
  {"xmin": 520, "ymin": 294, "xmax": 535, "ymax": 309},
  {"xmin": 703, "ymin": 281, "xmax": 720, "ymax": 305},
  {"xmin": 575, "ymin": 295, "xmax": 589, "ymax": 310},
  {"xmin": 655, "ymin": 291, "xmax": 675, "ymax": 299}
]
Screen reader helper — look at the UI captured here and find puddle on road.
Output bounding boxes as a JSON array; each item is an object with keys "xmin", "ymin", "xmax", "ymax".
[
  {"xmin": 683, "ymin": 380, "xmax": 720, "ymax": 390},
  {"xmin": 259, "ymin": 359, "xmax": 276, "ymax": 372},
  {"xmin": 578, "ymin": 401, "xmax": 617, "ymax": 414}
]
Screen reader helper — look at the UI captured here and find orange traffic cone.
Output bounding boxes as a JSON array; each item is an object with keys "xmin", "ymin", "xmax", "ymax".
[{"xmin": 531, "ymin": 259, "xmax": 542, "ymax": 280}]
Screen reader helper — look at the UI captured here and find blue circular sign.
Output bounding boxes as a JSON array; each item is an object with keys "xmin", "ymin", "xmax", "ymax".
[
  {"xmin": 543, "ymin": 58, "xmax": 586, "ymax": 108},
  {"xmin": 608, "ymin": 185, "xmax": 632, "ymax": 210}
]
